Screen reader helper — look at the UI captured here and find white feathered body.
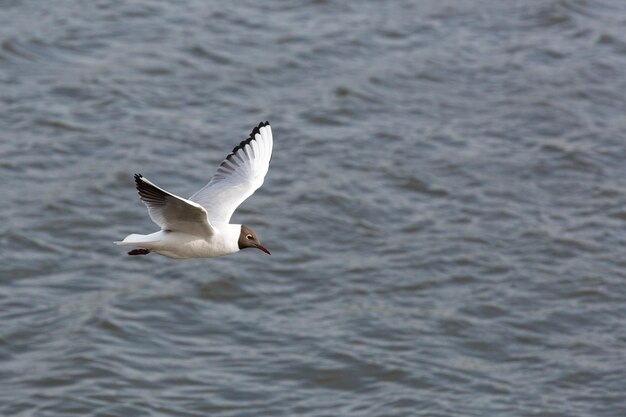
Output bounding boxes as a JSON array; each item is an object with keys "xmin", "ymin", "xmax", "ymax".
[{"xmin": 116, "ymin": 224, "xmax": 241, "ymax": 259}]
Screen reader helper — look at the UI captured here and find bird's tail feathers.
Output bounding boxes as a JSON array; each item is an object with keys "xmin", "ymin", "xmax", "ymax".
[{"xmin": 114, "ymin": 233, "xmax": 159, "ymax": 247}]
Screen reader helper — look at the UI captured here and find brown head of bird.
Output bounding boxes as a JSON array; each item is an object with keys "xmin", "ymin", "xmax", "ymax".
[{"xmin": 238, "ymin": 225, "xmax": 271, "ymax": 255}]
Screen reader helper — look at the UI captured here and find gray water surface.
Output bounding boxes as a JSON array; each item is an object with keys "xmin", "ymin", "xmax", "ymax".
[{"xmin": 1, "ymin": 1, "xmax": 626, "ymax": 416}]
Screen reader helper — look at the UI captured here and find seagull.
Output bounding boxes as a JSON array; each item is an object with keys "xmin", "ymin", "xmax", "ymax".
[{"xmin": 115, "ymin": 121, "xmax": 273, "ymax": 259}]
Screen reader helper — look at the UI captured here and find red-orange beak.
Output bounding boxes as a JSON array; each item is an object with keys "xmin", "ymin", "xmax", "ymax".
[{"xmin": 256, "ymin": 244, "xmax": 271, "ymax": 255}]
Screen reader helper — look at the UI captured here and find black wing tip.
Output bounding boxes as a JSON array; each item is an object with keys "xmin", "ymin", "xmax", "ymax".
[
  {"xmin": 134, "ymin": 173, "xmax": 148, "ymax": 190},
  {"xmin": 134, "ymin": 173, "xmax": 167, "ymax": 205},
  {"xmin": 225, "ymin": 121, "xmax": 270, "ymax": 161},
  {"xmin": 249, "ymin": 121, "xmax": 270, "ymax": 138}
]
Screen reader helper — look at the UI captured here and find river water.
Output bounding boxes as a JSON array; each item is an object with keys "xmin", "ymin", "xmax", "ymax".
[{"xmin": 1, "ymin": 1, "xmax": 625, "ymax": 416}]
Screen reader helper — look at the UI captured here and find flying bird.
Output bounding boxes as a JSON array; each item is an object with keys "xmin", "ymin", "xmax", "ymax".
[{"xmin": 115, "ymin": 121, "xmax": 273, "ymax": 259}]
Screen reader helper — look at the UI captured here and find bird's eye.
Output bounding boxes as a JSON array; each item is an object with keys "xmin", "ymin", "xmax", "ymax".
[{"xmin": 246, "ymin": 234, "xmax": 253, "ymax": 240}]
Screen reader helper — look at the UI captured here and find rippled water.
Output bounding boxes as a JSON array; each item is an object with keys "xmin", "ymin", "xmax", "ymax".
[{"xmin": 1, "ymin": 1, "xmax": 626, "ymax": 416}]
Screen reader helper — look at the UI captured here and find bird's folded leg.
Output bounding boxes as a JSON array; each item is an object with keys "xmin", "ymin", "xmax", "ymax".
[{"xmin": 128, "ymin": 248, "xmax": 151, "ymax": 256}]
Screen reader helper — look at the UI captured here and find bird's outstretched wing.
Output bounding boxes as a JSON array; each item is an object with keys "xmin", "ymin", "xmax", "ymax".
[
  {"xmin": 134, "ymin": 174, "xmax": 215, "ymax": 236},
  {"xmin": 189, "ymin": 121, "xmax": 273, "ymax": 225}
]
